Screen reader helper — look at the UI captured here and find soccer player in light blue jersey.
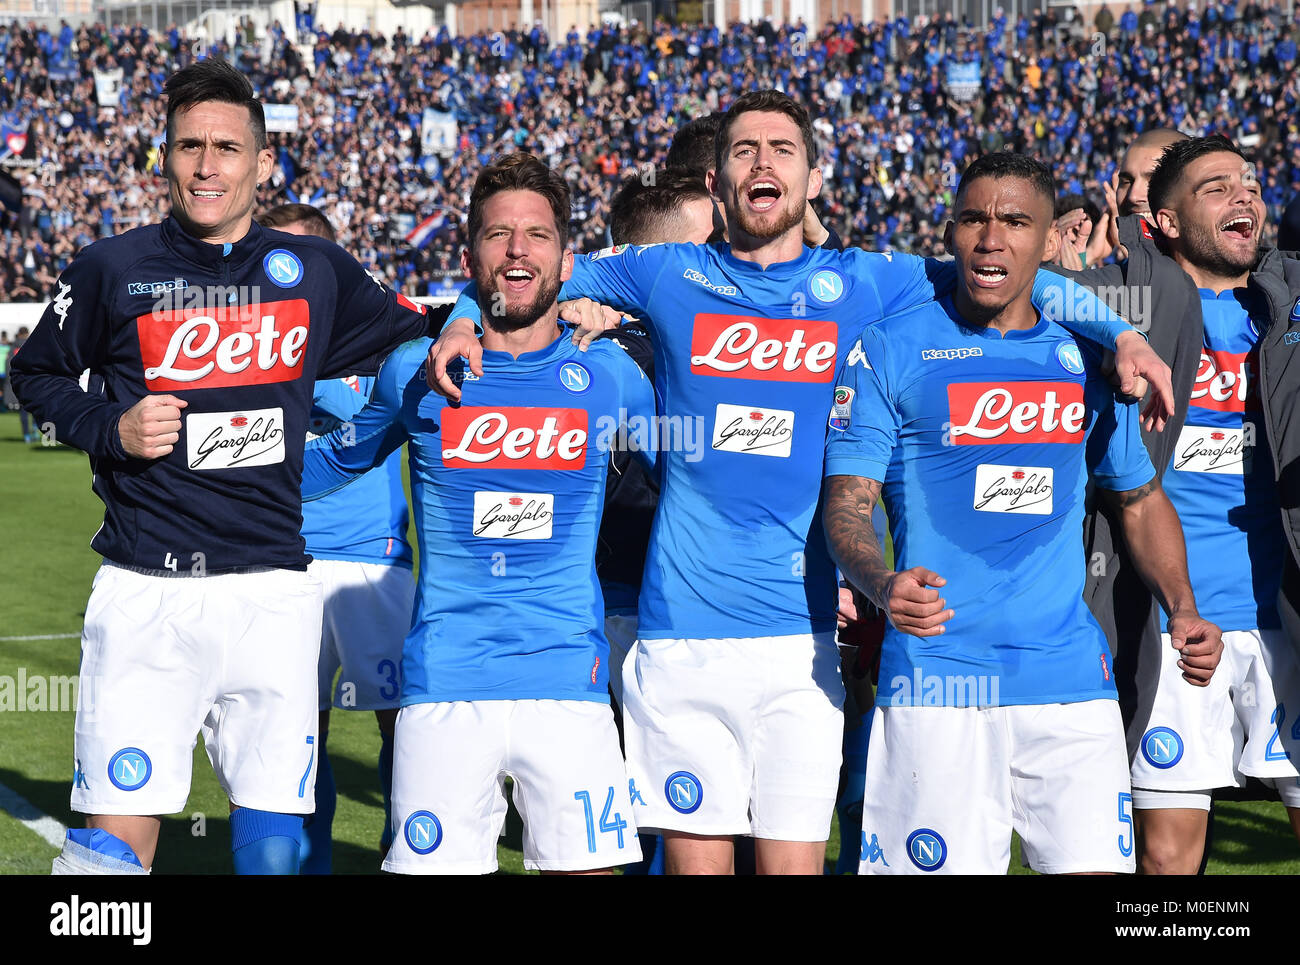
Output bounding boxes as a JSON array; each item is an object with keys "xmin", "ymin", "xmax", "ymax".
[
  {"xmin": 303, "ymin": 155, "xmax": 654, "ymax": 874},
  {"xmin": 823, "ymin": 153, "xmax": 1223, "ymax": 874},
  {"xmin": 426, "ymin": 92, "xmax": 1177, "ymax": 875}
]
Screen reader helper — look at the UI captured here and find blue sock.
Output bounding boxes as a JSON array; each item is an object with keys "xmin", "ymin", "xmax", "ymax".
[
  {"xmin": 835, "ymin": 711, "xmax": 872, "ymax": 875},
  {"xmin": 378, "ymin": 728, "xmax": 395, "ymax": 852},
  {"xmin": 231, "ymin": 809, "xmax": 303, "ymax": 875},
  {"xmin": 299, "ymin": 730, "xmax": 335, "ymax": 874},
  {"xmin": 647, "ymin": 834, "xmax": 665, "ymax": 875},
  {"xmin": 622, "ymin": 831, "xmax": 662, "ymax": 875},
  {"xmin": 52, "ymin": 828, "xmax": 148, "ymax": 874}
]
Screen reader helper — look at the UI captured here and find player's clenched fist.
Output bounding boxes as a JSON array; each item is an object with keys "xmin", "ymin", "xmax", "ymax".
[
  {"xmin": 1168, "ymin": 612, "xmax": 1224, "ymax": 687},
  {"xmin": 118, "ymin": 394, "xmax": 187, "ymax": 459},
  {"xmin": 880, "ymin": 567, "xmax": 954, "ymax": 638}
]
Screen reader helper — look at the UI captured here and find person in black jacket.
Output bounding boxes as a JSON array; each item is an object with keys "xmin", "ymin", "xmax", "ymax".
[
  {"xmin": 13, "ymin": 59, "xmax": 447, "ymax": 876},
  {"xmin": 1077, "ymin": 134, "xmax": 1300, "ymax": 874}
]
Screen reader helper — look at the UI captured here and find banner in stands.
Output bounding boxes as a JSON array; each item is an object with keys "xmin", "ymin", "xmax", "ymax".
[
  {"xmin": 945, "ymin": 60, "xmax": 982, "ymax": 102},
  {"xmin": 264, "ymin": 104, "xmax": 301, "ymax": 134}
]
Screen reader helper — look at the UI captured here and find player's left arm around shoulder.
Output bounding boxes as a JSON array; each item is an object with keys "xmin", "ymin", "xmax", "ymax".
[
  {"xmin": 1034, "ymin": 270, "xmax": 1174, "ymax": 429},
  {"xmin": 1102, "ymin": 476, "xmax": 1223, "ymax": 685}
]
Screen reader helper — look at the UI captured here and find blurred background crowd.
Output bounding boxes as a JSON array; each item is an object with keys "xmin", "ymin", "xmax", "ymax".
[{"xmin": 2, "ymin": 0, "xmax": 1299, "ymax": 300}]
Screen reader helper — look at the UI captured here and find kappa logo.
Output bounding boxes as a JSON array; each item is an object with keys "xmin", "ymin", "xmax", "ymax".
[
  {"xmin": 52, "ymin": 281, "xmax": 72, "ymax": 330},
  {"xmin": 126, "ymin": 277, "xmax": 188, "ymax": 297},
  {"xmin": 664, "ymin": 770, "xmax": 703, "ymax": 814},
  {"xmin": 441, "ymin": 407, "xmax": 588, "ymax": 469},
  {"xmin": 948, "ymin": 382, "xmax": 1086, "ymax": 444},
  {"xmin": 682, "ymin": 268, "xmax": 740, "ymax": 297},
  {"xmin": 138, "ymin": 300, "xmax": 310, "ymax": 391},
  {"xmin": 1290, "ymin": 298, "xmax": 1300, "ymax": 324},
  {"xmin": 690, "ymin": 314, "xmax": 838, "ymax": 382},
  {"xmin": 107, "ymin": 748, "xmax": 152, "ymax": 792},
  {"xmin": 1140, "ymin": 727, "xmax": 1184, "ymax": 769},
  {"xmin": 403, "ymin": 810, "xmax": 443, "ymax": 854},
  {"xmin": 807, "ymin": 268, "xmax": 845, "ymax": 305},
  {"xmin": 921, "ymin": 347, "xmax": 983, "ymax": 361},
  {"xmin": 860, "ymin": 832, "xmax": 889, "ymax": 866},
  {"xmin": 906, "ymin": 828, "xmax": 947, "ymax": 871},
  {"xmin": 263, "ymin": 249, "xmax": 303, "ymax": 288},
  {"xmin": 1285, "ymin": 331, "xmax": 1300, "ymax": 345}
]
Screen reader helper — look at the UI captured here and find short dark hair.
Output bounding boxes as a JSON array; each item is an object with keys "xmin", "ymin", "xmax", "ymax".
[
  {"xmin": 715, "ymin": 90, "xmax": 817, "ymax": 174},
  {"xmin": 164, "ymin": 59, "xmax": 267, "ymax": 151},
  {"xmin": 1147, "ymin": 134, "xmax": 1250, "ymax": 216},
  {"xmin": 1055, "ymin": 192, "xmax": 1100, "ymax": 222},
  {"xmin": 956, "ymin": 152, "xmax": 1057, "ymax": 212},
  {"xmin": 667, "ymin": 114, "xmax": 723, "ymax": 178},
  {"xmin": 467, "ymin": 152, "xmax": 570, "ymax": 245},
  {"xmin": 257, "ymin": 203, "xmax": 336, "ymax": 241},
  {"xmin": 609, "ymin": 168, "xmax": 711, "ymax": 245}
]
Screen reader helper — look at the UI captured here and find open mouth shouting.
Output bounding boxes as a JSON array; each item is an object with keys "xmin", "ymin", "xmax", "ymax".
[
  {"xmin": 970, "ymin": 262, "xmax": 1010, "ymax": 289},
  {"xmin": 744, "ymin": 177, "xmax": 785, "ymax": 213},
  {"xmin": 1219, "ymin": 214, "xmax": 1255, "ymax": 240},
  {"xmin": 498, "ymin": 262, "xmax": 539, "ymax": 293}
]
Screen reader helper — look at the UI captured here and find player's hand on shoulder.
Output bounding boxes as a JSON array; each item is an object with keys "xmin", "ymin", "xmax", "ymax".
[
  {"xmin": 1113, "ymin": 330, "xmax": 1173, "ymax": 432},
  {"xmin": 118, "ymin": 394, "xmax": 187, "ymax": 460},
  {"xmin": 1167, "ymin": 611, "xmax": 1223, "ymax": 687},
  {"xmin": 559, "ymin": 297, "xmax": 621, "ymax": 351},
  {"xmin": 427, "ymin": 317, "xmax": 482, "ymax": 403},
  {"xmin": 881, "ymin": 567, "xmax": 954, "ymax": 638},
  {"xmin": 1100, "ymin": 348, "xmax": 1149, "ymax": 404}
]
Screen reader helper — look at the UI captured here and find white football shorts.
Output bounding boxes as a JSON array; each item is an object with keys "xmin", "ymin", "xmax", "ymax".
[
  {"xmin": 1130, "ymin": 628, "xmax": 1300, "ymax": 802},
  {"xmin": 858, "ymin": 700, "xmax": 1135, "ymax": 875},
  {"xmin": 621, "ymin": 632, "xmax": 844, "ymax": 841},
  {"xmin": 382, "ymin": 699, "xmax": 639, "ymax": 874},
  {"xmin": 72, "ymin": 563, "xmax": 322, "ymax": 816},
  {"xmin": 310, "ymin": 558, "xmax": 414, "ymax": 712}
]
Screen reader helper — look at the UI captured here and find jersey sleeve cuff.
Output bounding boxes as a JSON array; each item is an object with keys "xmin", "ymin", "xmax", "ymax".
[
  {"xmin": 824, "ymin": 454, "xmax": 888, "ymax": 482},
  {"xmin": 1094, "ymin": 466, "xmax": 1157, "ymax": 494}
]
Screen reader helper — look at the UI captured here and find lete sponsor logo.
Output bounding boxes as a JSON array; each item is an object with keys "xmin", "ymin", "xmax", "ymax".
[
  {"xmin": 711, "ymin": 402, "xmax": 795, "ymax": 457},
  {"xmin": 441, "ymin": 407, "xmax": 588, "ymax": 469},
  {"xmin": 186, "ymin": 408, "xmax": 286, "ymax": 470},
  {"xmin": 972, "ymin": 464, "xmax": 1054, "ymax": 514},
  {"xmin": 948, "ymin": 382, "xmax": 1085, "ymax": 444},
  {"xmin": 472, "ymin": 490, "xmax": 555, "ymax": 539},
  {"xmin": 1171, "ymin": 424, "xmax": 1249, "ymax": 474},
  {"xmin": 690, "ymin": 314, "xmax": 838, "ymax": 382},
  {"xmin": 138, "ymin": 300, "xmax": 310, "ymax": 391},
  {"xmin": 1191, "ymin": 348, "xmax": 1257, "ymax": 413}
]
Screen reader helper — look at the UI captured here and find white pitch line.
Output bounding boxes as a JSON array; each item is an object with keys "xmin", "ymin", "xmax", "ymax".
[
  {"xmin": 0, "ymin": 780, "xmax": 67, "ymax": 849},
  {"xmin": 0, "ymin": 633, "xmax": 80, "ymax": 642}
]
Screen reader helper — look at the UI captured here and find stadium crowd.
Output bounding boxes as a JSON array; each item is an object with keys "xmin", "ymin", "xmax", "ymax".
[{"xmin": 3, "ymin": 0, "xmax": 1300, "ymax": 301}]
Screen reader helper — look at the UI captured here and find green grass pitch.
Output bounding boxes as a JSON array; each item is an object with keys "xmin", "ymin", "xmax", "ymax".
[{"xmin": 0, "ymin": 409, "xmax": 1297, "ymax": 874}]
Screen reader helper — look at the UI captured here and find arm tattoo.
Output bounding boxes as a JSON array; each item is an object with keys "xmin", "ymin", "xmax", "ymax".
[
  {"xmin": 1105, "ymin": 476, "xmax": 1160, "ymax": 509},
  {"xmin": 825, "ymin": 475, "xmax": 889, "ymax": 607}
]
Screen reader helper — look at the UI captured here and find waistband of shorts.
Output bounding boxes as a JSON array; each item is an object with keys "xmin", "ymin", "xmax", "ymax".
[{"xmin": 103, "ymin": 560, "xmax": 308, "ymax": 579}]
